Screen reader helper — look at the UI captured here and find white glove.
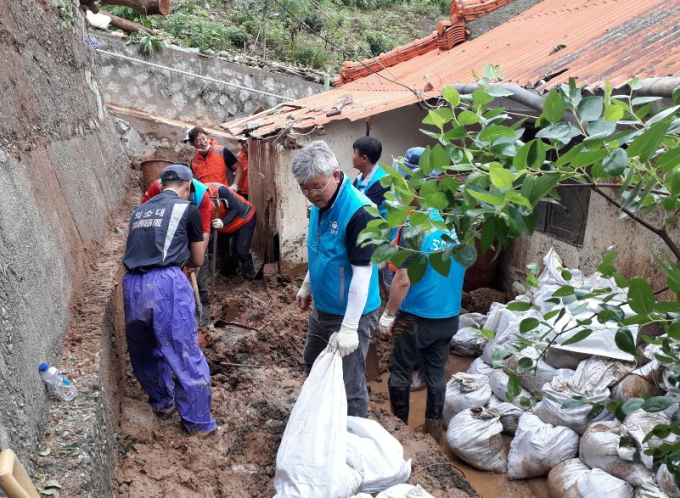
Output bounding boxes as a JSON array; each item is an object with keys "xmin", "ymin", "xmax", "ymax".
[
  {"xmin": 229, "ymin": 183, "xmax": 240, "ymax": 192},
  {"xmin": 336, "ymin": 321, "xmax": 359, "ymax": 357},
  {"xmin": 296, "ymin": 280, "xmax": 311, "ymax": 310},
  {"xmin": 212, "ymin": 219, "xmax": 224, "ymax": 230},
  {"xmin": 377, "ymin": 310, "xmax": 397, "ymax": 338}
]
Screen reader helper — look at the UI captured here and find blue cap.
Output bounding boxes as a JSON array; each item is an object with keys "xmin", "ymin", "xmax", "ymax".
[
  {"xmin": 392, "ymin": 147, "xmax": 425, "ymax": 179},
  {"xmin": 161, "ymin": 164, "xmax": 193, "ymax": 181},
  {"xmin": 38, "ymin": 363, "xmax": 49, "ymax": 372}
]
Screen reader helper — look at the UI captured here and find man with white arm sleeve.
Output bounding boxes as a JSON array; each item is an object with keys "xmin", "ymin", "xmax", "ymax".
[{"xmin": 293, "ymin": 140, "xmax": 381, "ymax": 417}]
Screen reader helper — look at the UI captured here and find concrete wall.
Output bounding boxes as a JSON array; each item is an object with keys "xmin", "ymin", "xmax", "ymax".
[
  {"xmin": 93, "ymin": 35, "xmax": 324, "ymax": 128},
  {"xmin": 0, "ymin": 0, "xmax": 129, "ymax": 491}
]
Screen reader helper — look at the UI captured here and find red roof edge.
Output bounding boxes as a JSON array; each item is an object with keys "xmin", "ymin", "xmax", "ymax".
[{"xmin": 454, "ymin": 0, "xmax": 520, "ymax": 22}]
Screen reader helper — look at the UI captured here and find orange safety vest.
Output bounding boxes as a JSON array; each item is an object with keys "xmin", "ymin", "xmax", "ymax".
[
  {"xmin": 191, "ymin": 138, "xmax": 229, "ymax": 185},
  {"xmin": 207, "ymin": 183, "xmax": 256, "ymax": 234},
  {"xmin": 236, "ymin": 149, "xmax": 249, "ymax": 195}
]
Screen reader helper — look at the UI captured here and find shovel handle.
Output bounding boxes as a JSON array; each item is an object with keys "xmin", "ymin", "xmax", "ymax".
[{"xmin": 189, "ymin": 271, "xmax": 201, "ymax": 311}]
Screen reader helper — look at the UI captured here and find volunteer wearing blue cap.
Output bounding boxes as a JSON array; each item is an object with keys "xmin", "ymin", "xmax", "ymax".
[
  {"xmin": 122, "ymin": 164, "xmax": 218, "ymax": 437},
  {"xmin": 378, "ymin": 166, "xmax": 464, "ymax": 441}
]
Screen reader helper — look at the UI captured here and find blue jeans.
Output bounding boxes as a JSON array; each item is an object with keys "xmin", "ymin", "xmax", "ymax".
[
  {"xmin": 303, "ymin": 308, "xmax": 378, "ymax": 417},
  {"xmin": 123, "ymin": 267, "xmax": 217, "ymax": 433}
]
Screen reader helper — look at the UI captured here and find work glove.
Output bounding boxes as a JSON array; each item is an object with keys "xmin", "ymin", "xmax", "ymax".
[
  {"xmin": 335, "ymin": 321, "xmax": 359, "ymax": 357},
  {"xmin": 296, "ymin": 280, "xmax": 312, "ymax": 310},
  {"xmin": 212, "ymin": 219, "xmax": 224, "ymax": 230},
  {"xmin": 377, "ymin": 310, "xmax": 397, "ymax": 339},
  {"xmin": 229, "ymin": 183, "xmax": 240, "ymax": 192}
]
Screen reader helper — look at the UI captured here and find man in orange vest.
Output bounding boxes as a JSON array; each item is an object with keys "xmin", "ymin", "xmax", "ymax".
[
  {"xmin": 186, "ymin": 127, "xmax": 245, "ymax": 194},
  {"xmin": 207, "ymin": 183, "xmax": 257, "ymax": 279}
]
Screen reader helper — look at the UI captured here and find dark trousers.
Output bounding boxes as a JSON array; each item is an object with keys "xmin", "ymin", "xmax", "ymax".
[
  {"xmin": 303, "ymin": 308, "xmax": 378, "ymax": 417},
  {"xmin": 215, "ymin": 214, "xmax": 256, "ymax": 274},
  {"xmin": 388, "ymin": 312, "xmax": 459, "ymax": 391}
]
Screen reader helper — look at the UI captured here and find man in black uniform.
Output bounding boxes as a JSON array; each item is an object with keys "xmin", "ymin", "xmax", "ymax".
[{"xmin": 122, "ymin": 164, "xmax": 218, "ymax": 437}]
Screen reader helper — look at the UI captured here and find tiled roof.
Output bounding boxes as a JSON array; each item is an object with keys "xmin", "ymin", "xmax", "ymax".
[
  {"xmin": 454, "ymin": 0, "xmax": 520, "ymax": 22},
  {"xmin": 224, "ymin": 0, "xmax": 680, "ymax": 138}
]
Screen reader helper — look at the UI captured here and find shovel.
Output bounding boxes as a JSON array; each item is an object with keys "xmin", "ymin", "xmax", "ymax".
[{"xmin": 189, "ymin": 272, "xmax": 208, "ymax": 347}]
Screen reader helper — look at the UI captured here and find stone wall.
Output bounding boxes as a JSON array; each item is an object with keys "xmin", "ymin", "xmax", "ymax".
[
  {"xmin": 0, "ymin": 0, "xmax": 130, "ymax": 491},
  {"xmin": 92, "ymin": 35, "xmax": 324, "ymax": 128}
]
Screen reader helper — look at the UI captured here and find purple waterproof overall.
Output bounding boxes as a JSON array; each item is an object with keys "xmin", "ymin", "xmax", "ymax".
[{"xmin": 123, "ymin": 266, "xmax": 216, "ymax": 433}]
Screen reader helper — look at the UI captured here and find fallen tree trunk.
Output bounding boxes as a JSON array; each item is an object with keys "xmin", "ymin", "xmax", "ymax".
[
  {"xmin": 82, "ymin": 3, "xmax": 158, "ymax": 34},
  {"xmin": 97, "ymin": 0, "xmax": 169, "ymax": 16}
]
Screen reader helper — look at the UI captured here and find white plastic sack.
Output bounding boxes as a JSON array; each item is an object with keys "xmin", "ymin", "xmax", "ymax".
[
  {"xmin": 345, "ymin": 416, "xmax": 411, "ymax": 493},
  {"xmin": 446, "ymin": 407, "xmax": 506, "ymax": 473},
  {"xmin": 533, "ymin": 371, "xmax": 613, "ymax": 435},
  {"xmin": 274, "ymin": 340, "xmax": 361, "ymax": 498},
  {"xmin": 480, "ymin": 306, "xmax": 523, "ymax": 365},
  {"xmin": 503, "ymin": 346, "xmax": 564, "ymax": 393},
  {"xmin": 487, "ymin": 396, "xmax": 525, "ymax": 435},
  {"xmin": 570, "ymin": 357, "xmax": 635, "ymax": 393},
  {"xmin": 450, "ymin": 326, "xmax": 488, "ymax": 357},
  {"xmin": 507, "ymin": 413, "xmax": 579, "ymax": 479},
  {"xmin": 635, "ymin": 481, "xmax": 670, "ymax": 498},
  {"xmin": 656, "ymin": 464, "xmax": 680, "ymax": 497},
  {"xmin": 611, "ymin": 374, "xmax": 662, "ymax": 402},
  {"xmin": 459, "ymin": 312, "xmax": 486, "ymax": 329},
  {"xmin": 467, "ymin": 357, "xmax": 494, "ymax": 379},
  {"xmin": 442, "ymin": 373, "xmax": 492, "ymax": 427},
  {"xmin": 488, "ymin": 368, "xmax": 531, "ymax": 408},
  {"xmin": 375, "ymin": 484, "xmax": 435, "ymax": 498},
  {"xmin": 624, "ymin": 412, "xmax": 678, "ymax": 470},
  {"xmin": 579, "ymin": 421, "xmax": 653, "ymax": 487},
  {"xmin": 577, "ymin": 468, "xmax": 634, "ymax": 498},
  {"xmin": 548, "ymin": 458, "xmax": 591, "ymax": 498}
]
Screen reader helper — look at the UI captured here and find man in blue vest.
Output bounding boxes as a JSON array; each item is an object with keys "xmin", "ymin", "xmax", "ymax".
[
  {"xmin": 122, "ymin": 164, "xmax": 218, "ymax": 437},
  {"xmin": 351, "ymin": 137, "xmax": 389, "ymax": 218},
  {"xmin": 293, "ymin": 140, "xmax": 381, "ymax": 417},
  {"xmin": 377, "ymin": 170, "xmax": 465, "ymax": 440}
]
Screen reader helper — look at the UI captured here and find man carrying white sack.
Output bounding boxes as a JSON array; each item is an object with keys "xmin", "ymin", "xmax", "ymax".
[{"xmin": 293, "ymin": 140, "xmax": 381, "ymax": 417}]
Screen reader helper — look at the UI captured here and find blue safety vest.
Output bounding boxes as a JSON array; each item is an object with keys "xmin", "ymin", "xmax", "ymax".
[
  {"xmin": 123, "ymin": 190, "xmax": 193, "ymax": 273},
  {"xmin": 308, "ymin": 176, "xmax": 381, "ymax": 315},
  {"xmin": 353, "ymin": 167, "xmax": 389, "ymax": 219},
  {"xmin": 400, "ymin": 212, "xmax": 465, "ymax": 318}
]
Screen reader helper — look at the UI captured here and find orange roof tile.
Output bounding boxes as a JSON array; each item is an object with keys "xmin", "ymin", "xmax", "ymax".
[{"xmin": 224, "ymin": 0, "xmax": 680, "ymax": 138}]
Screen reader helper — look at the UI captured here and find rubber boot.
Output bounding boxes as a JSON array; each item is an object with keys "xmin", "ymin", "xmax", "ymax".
[
  {"xmin": 424, "ymin": 388, "xmax": 446, "ymax": 441},
  {"xmin": 241, "ymin": 260, "xmax": 255, "ymax": 280},
  {"xmin": 388, "ymin": 386, "xmax": 410, "ymax": 424}
]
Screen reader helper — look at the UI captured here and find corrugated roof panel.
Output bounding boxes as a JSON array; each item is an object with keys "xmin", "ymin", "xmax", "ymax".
[{"xmin": 224, "ymin": 0, "xmax": 680, "ymax": 138}]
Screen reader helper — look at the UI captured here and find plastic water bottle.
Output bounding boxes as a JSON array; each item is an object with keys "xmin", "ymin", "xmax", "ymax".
[{"xmin": 38, "ymin": 363, "xmax": 78, "ymax": 401}]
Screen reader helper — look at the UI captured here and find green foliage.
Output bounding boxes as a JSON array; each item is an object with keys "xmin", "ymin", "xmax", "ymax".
[
  {"xmin": 365, "ymin": 32, "xmax": 396, "ymax": 57},
  {"xmin": 361, "ymin": 68, "xmax": 680, "ymax": 480},
  {"xmin": 136, "ymin": 33, "xmax": 165, "ymax": 56},
  {"xmin": 50, "ymin": 0, "xmax": 74, "ymax": 28}
]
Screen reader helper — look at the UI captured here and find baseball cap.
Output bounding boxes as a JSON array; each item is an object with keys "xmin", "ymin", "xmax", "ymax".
[
  {"xmin": 392, "ymin": 146, "xmax": 425, "ymax": 179},
  {"xmin": 182, "ymin": 127, "xmax": 195, "ymax": 144},
  {"xmin": 161, "ymin": 164, "xmax": 193, "ymax": 181}
]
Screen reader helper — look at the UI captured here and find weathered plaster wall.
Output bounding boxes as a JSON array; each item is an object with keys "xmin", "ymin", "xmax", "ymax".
[
  {"xmin": 0, "ymin": 0, "xmax": 129, "ymax": 492},
  {"xmin": 92, "ymin": 35, "xmax": 324, "ymax": 127},
  {"xmin": 500, "ymin": 193, "xmax": 678, "ymax": 292}
]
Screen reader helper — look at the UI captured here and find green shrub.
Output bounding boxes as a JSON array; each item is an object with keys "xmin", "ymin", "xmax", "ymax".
[
  {"xmin": 291, "ymin": 44, "xmax": 330, "ymax": 69},
  {"xmin": 225, "ymin": 26, "xmax": 250, "ymax": 48},
  {"xmin": 365, "ymin": 32, "xmax": 396, "ymax": 56}
]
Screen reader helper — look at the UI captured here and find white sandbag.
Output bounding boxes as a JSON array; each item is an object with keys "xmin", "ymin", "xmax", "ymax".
[
  {"xmin": 446, "ymin": 407, "xmax": 506, "ymax": 473},
  {"xmin": 375, "ymin": 484, "xmax": 435, "ymax": 498},
  {"xmin": 459, "ymin": 312, "xmax": 486, "ymax": 329},
  {"xmin": 480, "ymin": 307, "xmax": 523, "ymax": 365},
  {"xmin": 488, "ymin": 368, "xmax": 531, "ymax": 408},
  {"xmin": 579, "ymin": 421, "xmax": 653, "ymax": 487},
  {"xmin": 548, "ymin": 458, "xmax": 591, "ymax": 498},
  {"xmin": 571, "ymin": 357, "xmax": 635, "ymax": 392},
  {"xmin": 663, "ymin": 391, "xmax": 680, "ymax": 419},
  {"xmin": 507, "ymin": 413, "xmax": 579, "ymax": 479},
  {"xmin": 611, "ymin": 374, "xmax": 663, "ymax": 402},
  {"xmin": 576, "ymin": 468, "xmax": 634, "ymax": 498},
  {"xmin": 635, "ymin": 481, "xmax": 670, "ymax": 498},
  {"xmin": 274, "ymin": 340, "xmax": 361, "ymax": 498},
  {"xmin": 351, "ymin": 495, "xmax": 373, "ymax": 498},
  {"xmin": 442, "ymin": 373, "xmax": 492, "ymax": 427},
  {"xmin": 503, "ymin": 347, "xmax": 564, "ymax": 393},
  {"xmin": 656, "ymin": 464, "xmax": 680, "ymax": 497},
  {"xmin": 450, "ymin": 326, "xmax": 488, "ymax": 356},
  {"xmin": 467, "ymin": 357, "xmax": 494, "ymax": 378},
  {"xmin": 624, "ymin": 412, "xmax": 678, "ymax": 469},
  {"xmin": 533, "ymin": 371, "xmax": 613, "ymax": 434},
  {"xmin": 345, "ymin": 416, "xmax": 411, "ymax": 493},
  {"xmin": 487, "ymin": 395, "xmax": 525, "ymax": 434}
]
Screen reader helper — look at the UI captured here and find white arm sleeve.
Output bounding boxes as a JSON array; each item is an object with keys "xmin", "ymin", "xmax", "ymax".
[
  {"xmin": 343, "ymin": 265, "xmax": 373, "ymax": 325},
  {"xmin": 302, "ymin": 270, "xmax": 310, "ymax": 285}
]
